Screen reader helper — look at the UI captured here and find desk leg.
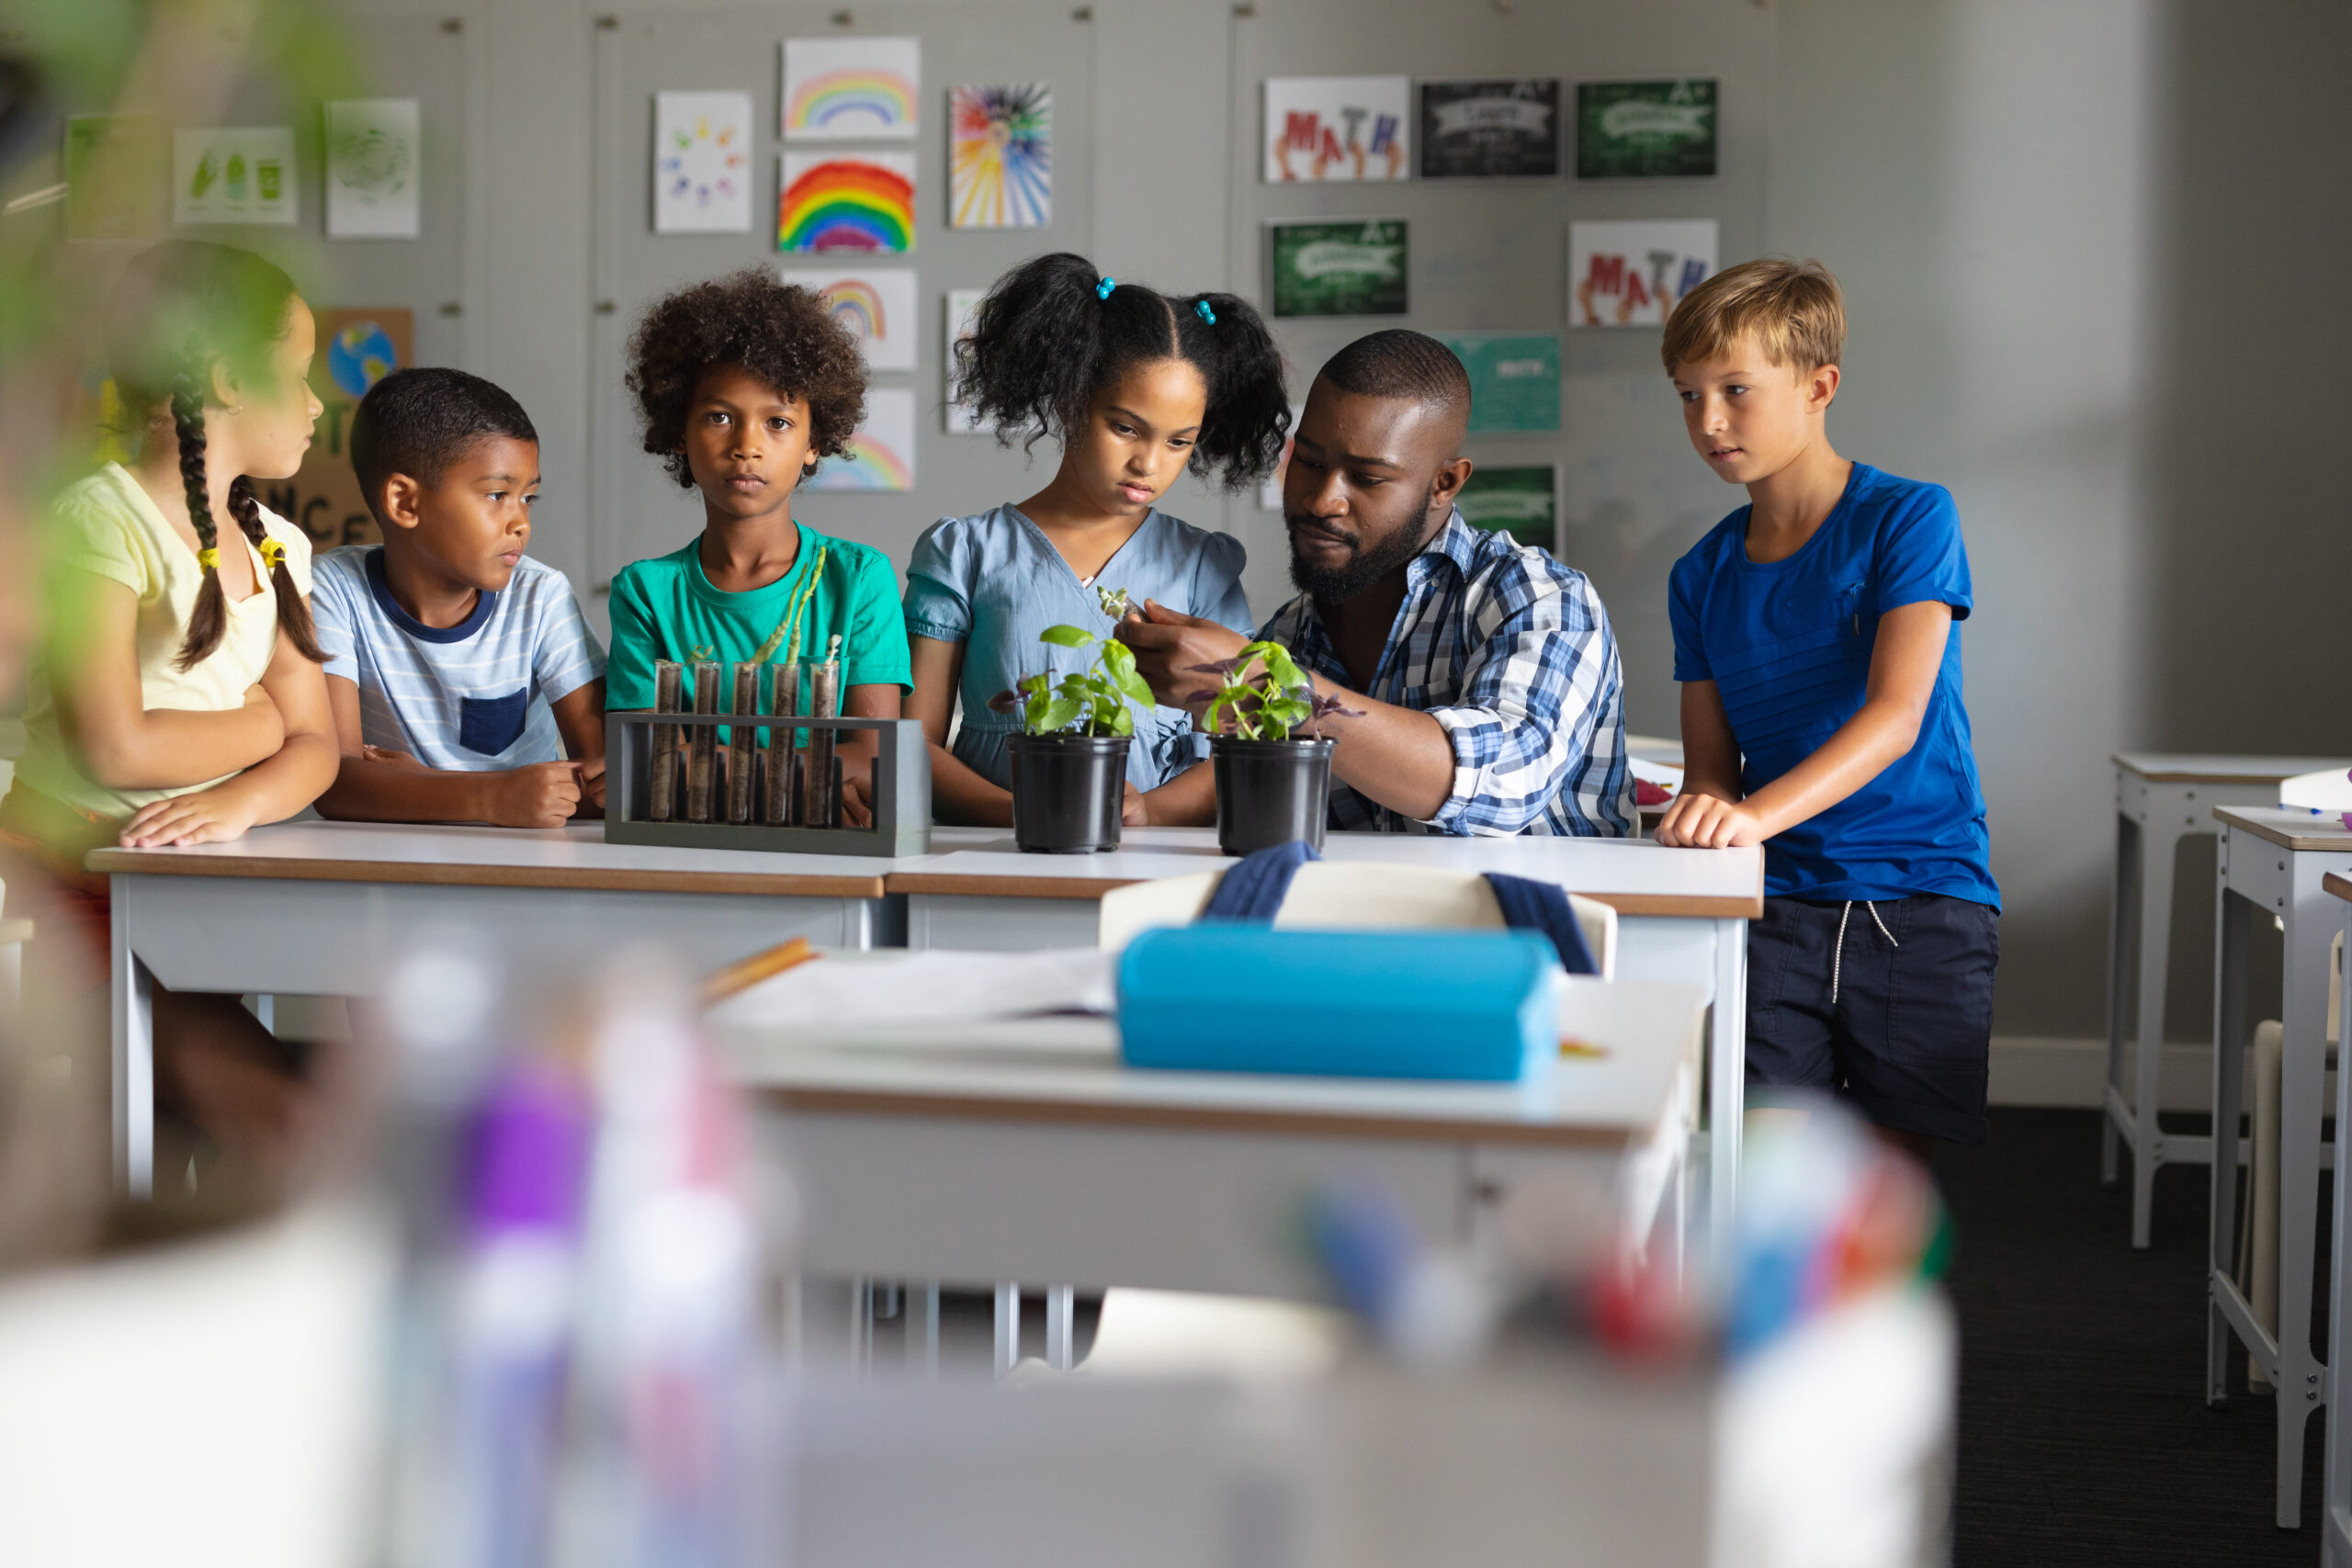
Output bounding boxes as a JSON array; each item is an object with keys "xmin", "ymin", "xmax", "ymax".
[
  {"xmin": 993, "ymin": 1282, "xmax": 1020, "ymax": 1377},
  {"xmin": 2273, "ymin": 883, "xmax": 2338, "ymax": 1528},
  {"xmin": 2103, "ymin": 808, "xmax": 2141, "ymax": 1186},
  {"xmin": 2210, "ymin": 886, "xmax": 2253, "ymax": 1407},
  {"xmin": 110, "ymin": 893, "xmax": 155, "ymax": 1199},
  {"xmin": 905, "ymin": 1281, "xmax": 940, "ymax": 1376},
  {"xmin": 2129, "ymin": 817, "xmax": 2181, "ymax": 1247},
  {"xmin": 1707, "ymin": 917, "xmax": 1748, "ymax": 1247},
  {"xmin": 2326, "ymin": 910, "xmax": 2352, "ymax": 1561},
  {"xmin": 1046, "ymin": 1284, "xmax": 1075, "ymax": 1371}
]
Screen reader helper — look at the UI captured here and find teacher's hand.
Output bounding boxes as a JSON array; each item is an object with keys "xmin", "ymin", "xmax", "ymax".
[{"xmin": 1114, "ymin": 600, "xmax": 1250, "ymax": 708}]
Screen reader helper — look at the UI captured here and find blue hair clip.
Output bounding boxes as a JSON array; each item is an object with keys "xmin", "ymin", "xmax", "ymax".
[
  {"xmin": 1195, "ymin": 299, "xmax": 1216, "ymax": 325},
  {"xmin": 1096, "ymin": 276, "xmax": 1115, "ymax": 300}
]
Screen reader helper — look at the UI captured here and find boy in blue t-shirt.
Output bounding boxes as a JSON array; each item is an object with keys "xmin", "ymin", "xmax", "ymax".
[
  {"xmin": 1655, "ymin": 259, "xmax": 1998, "ymax": 1147},
  {"xmin": 311, "ymin": 368, "xmax": 607, "ymax": 829}
]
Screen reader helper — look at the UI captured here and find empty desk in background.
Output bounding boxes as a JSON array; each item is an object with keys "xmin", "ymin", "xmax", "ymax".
[
  {"xmin": 2319, "ymin": 871, "xmax": 2352, "ymax": 1565},
  {"xmin": 90, "ymin": 820, "xmax": 949, "ymax": 1199},
  {"xmin": 2106, "ymin": 753, "xmax": 2350, "ymax": 1247},
  {"xmin": 718, "ymin": 975, "xmax": 1705, "ymax": 1314},
  {"xmin": 886, "ymin": 828, "xmax": 1762, "ymax": 1235},
  {"xmin": 2204, "ymin": 807, "xmax": 2352, "ymax": 1529}
]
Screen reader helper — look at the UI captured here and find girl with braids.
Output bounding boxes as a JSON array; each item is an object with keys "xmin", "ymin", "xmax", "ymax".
[
  {"xmin": 904, "ymin": 253, "xmax": 1290, "ymax": 827},
  {"xmin": 2, "ymin": 240, "xmax": 338, "ymax": 1200}
]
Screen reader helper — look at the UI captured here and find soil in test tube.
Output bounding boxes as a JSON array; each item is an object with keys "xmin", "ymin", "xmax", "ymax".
[
  {"xmin": 802, "ymin": 638, "xmax": 842, "ymax": 829},
  {"xmin": 648, "ymin": 660, "xmax": 683, "ymax": 820},
  {"xmin": 685, "ymin": 660, "xmax": 720, "ymax": 822},
  {"xmin": 763, "ymin": 660, "xmax": 798, "ymax": 824},
  {"xmin": 727, "ymin": 662, "xmax": 759, "ymax": 823}
]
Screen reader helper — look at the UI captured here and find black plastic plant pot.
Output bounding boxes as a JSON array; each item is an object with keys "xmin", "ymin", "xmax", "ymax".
[
  {"xmin": 1008, "ymin": 732, "xmax": 1129, "ymax": 854},
  {"xmin": 1211, "ymin": 735, "xmax": 1335, "ymax": 856}
]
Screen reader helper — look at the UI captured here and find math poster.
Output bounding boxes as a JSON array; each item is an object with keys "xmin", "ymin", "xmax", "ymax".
[
  {"xmin": 1268, "ymin": 220, "xmax": 1408, "ymax": 318},
  {"xmin": 1263, "ymin": 76, "xmax": 1410, "ymax": 183},
  {"xmin": 1567, "ymin": 220, "xmax": 1716, "ymax": 329},
  {"xmin": 1419, "ymin": 80, "xmax": 1561, "ymax": 179},
  {"xmin": 1457, "ymin": 466, "xmax": 1558, "ymax": 552},
  {"xmin": 1576, "ymin": 79, "xmax": 1719, "ymax": 180},
  {"xmin": 269, "ymin": 308, "xmax": 413, "ymax": 549}
]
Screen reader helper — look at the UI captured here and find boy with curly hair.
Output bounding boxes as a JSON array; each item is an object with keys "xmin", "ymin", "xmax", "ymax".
[{"xmin": 612, "ymin": 269, "xmax": 910, "ymax": 817}]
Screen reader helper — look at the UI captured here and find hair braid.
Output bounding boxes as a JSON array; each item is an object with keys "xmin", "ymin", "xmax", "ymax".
[
  {"xmin": 229, "ymin": 475, "xmax": 323, "ymax": 663},
  {"xmin": 170, "ymin": 372, "xmax": 232, "ymax": 671}
]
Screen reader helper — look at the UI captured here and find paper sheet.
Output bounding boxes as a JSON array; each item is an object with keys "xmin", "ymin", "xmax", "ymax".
[{"xmin": 707, "ymin": 947, "xmax": 1116, "ymax": 1033}]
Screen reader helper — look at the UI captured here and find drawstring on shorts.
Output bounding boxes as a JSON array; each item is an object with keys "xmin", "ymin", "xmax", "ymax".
[{"xmin": 1829, "ymin": 899, "xmax": 1901, "ymax": 1006}]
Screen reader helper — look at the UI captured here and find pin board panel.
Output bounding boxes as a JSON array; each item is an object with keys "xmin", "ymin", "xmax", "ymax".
[
  {"xmin": 1223, "ymin": 1, "xmax": 1774, "ymax": 736},
  {"xmin": 587, "ymin": 4, "xmax": 1097, "ymax": 593}
]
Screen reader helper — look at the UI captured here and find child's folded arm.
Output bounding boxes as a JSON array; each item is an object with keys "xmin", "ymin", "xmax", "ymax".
[
  {"xmin": 51, "ymin": 570, "xmax": 286, "ymax": 790},
  {"xmin": 311, "ymin": 672, "xmax": 583, "ymax": 828},
  {"xmin": 119, "ymin": 624, "xmax": 341, "ymax": 847}
]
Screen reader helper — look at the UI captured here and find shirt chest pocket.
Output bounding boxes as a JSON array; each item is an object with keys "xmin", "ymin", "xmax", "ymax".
[{"xmin": 458, "ymin": 688, "xmax": 530, "ymax": 757}]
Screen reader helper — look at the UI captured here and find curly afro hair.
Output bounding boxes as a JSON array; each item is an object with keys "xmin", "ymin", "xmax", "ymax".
[{"xmin": 626, "ymin": 268, "xmax": 866, "ymax": 488}]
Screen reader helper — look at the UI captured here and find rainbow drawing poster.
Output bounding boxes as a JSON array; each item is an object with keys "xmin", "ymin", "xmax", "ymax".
[
  {"xmin": 780, "ymin": 267, "xmax": 917, "ymax": 371},
  {"xmin": 778, "ymin": 152, "xmax": 916, "ymax": 254},
  {"xmin": 653, "ymin": 91, "xmax": 753, "ymax": 233},
  {"xmin": 805, "ymin": 387, "xmax": 915, "ymax": 492},
  {"xmin": 949, "ymin": 85, "xmax": 1051, "ymax": 230},
  {"xmin": 782, "ymin": 36, "xmax": 919, "ymax": 141}
]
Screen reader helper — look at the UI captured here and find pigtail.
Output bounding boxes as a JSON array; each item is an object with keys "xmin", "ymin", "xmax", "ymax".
[
  {"xmin": 170, "ymin": 373, "xmax": 232, "ymax": 671},
  {"xmin": 228, "ymin": 476, "xmax": 323, "ymax": 664},
  {"xmin": 956, "ymin": 251, "xmax": 1125, "ymax": 454},
  {"xmin": 1174, "ymin": 292, "xmax": 1291, "ymax": 491}
]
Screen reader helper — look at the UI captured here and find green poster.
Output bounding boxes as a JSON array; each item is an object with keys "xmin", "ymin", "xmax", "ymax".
[
  {"xmin": 1576, "ymin": 79, "xmax": 1717, "ymax": 179},
  {"xmin": 1268, "ymin": 220, "xmax": 1408, "ymax": 318},
  {"xmin": 1457, "ymin": 466, "xmax": 1557, "ymax": 550},
  {"xmin": 1440, "ymin": 333, "xmax": 1559, "ymax": 434}
]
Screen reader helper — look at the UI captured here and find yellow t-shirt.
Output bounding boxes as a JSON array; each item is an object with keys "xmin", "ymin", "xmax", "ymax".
[{"xmin": 16, "ymin": 462, "xmax": 315, "ymax": 823}]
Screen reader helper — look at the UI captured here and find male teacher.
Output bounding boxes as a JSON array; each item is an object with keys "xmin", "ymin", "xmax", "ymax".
[{"xmin": 1121, "ymin": 330, "xmax": 1634, "ymax": 837}]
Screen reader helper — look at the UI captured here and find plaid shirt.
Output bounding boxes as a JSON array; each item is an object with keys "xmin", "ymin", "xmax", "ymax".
[{"xmin": 1259, "ymin": 510, "xmax": 1634, "ymax": 837}]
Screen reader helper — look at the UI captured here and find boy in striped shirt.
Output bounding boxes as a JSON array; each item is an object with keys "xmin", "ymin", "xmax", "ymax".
[{"xmin": 311, "ymin": 368, "xmax": 606, "ymax": 828}]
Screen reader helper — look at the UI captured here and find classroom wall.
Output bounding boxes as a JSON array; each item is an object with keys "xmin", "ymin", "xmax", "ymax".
[{"xmin": 26, "ymin": 0, "xmax": 2344, "ymax": 1055}]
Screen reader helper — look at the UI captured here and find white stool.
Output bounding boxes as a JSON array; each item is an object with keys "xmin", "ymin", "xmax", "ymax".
[{"xmin": 2105, "ymin": 754, "xmax": 2351, "ymax": 1247}]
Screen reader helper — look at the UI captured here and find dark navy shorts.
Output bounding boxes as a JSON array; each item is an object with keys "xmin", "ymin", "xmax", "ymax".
[{"xmin": 1745, "ymin": 893, "xmax": 1999, "ymax": 1144}]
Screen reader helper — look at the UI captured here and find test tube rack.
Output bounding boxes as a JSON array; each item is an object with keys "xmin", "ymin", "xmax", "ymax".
[{"xmin": 604, "ymin": 712, "xmax": 931, "ymax": 857}]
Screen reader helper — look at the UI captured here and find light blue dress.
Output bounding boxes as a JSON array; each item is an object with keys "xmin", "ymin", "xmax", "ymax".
[{"xmin": 903, "ymin": 503, "xmax": 1253, "ymax": 793}]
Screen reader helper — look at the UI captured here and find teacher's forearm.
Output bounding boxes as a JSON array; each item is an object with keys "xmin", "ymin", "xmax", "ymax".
[{"xmin": 1325, "ymin": 699, "xmax": 1455, "ymax": 821}]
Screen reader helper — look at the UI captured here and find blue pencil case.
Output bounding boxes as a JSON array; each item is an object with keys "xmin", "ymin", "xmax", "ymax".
[{"xmin": 1116, "ymin": 926, "xmax": 1565, "ymax": 1083}]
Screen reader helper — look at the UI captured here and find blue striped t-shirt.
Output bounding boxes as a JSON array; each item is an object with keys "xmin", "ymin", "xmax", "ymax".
[{"xmin": 311, "ymin": 546, "xmax": 605, "ymax": 770}]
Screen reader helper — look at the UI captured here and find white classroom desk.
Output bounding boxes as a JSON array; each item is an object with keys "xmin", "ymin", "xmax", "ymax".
[
  {"xmin": 90, "ymin": 819, "xmax": 993, "ymax": 1197},
  {"xmin": 2320, "ymin": 871, "xmax": 2352, "ymax": 1566},
  {"xmin": 2204, "ymin": 807, "xmax": 2352, "ymax": 1529},
  {"xmin": 719, "ymin": 975, "xmax": 1705, "ymax": 1322},
  {"xmin": 2106, "ymin": 753, "xmax": 2350, "ymax": 1247},
  {"xmin": 886, "ymin": 827, "xmax": 1763, "ymax": 1235}
]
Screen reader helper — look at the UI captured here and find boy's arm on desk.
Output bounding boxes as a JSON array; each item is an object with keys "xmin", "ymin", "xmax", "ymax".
[
  {"xmin": 311, "ymin": 672, "xmax": 586, "ymax": 829},
  {"xmin": 1657, "ymin": 601, "xmax": 1951, "ymax": 850}
]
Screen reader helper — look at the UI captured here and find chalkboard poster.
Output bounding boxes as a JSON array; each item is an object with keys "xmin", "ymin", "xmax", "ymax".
[
  {"xmin": 1419, "ymin": 80, "xmax": 1561, "ymax": 179},
  {"xmin": 1576, "ymin": 79, "xmax": 1718, "ymax": 179},
  {"xmin": 1267, "ymin": 220, "xmax": 1408, "ymax": 318}
]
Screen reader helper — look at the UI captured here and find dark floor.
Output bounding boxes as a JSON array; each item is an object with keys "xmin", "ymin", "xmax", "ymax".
[{"xmin": 1935, "ymin": 1107, "xmax": 2331, "ymax": 1565}]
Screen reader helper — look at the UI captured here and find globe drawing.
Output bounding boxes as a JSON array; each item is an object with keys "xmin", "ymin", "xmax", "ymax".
[{"xmin": 327, "ymin": 322, "xmax": 399, "ymax": 398}]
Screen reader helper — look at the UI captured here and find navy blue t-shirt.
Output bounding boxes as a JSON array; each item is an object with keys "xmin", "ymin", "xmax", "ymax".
[{"xmin": 1667, "ymin": 463, "xmax": 1998, "ymax": 909}]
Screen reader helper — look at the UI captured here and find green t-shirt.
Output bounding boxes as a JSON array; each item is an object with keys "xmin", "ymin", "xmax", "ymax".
[{"xmin": 605, "ymin": 524, "xmax": 911, "ymax": 709}]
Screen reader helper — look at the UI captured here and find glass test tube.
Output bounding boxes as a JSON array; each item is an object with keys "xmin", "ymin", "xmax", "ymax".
[
  {"xmin": 726, "ymin": 662, "xmax": 759, "ymax": 824},
  {"xmin": 648, "ymin": 660, "xmax": 682, "ymax": 821},
  {"xmin": 685, "ymin": 660, "xmax": 720, "ymax": 822},
  {"xmin": 801, "ymin": 657, "xmax": 841, "ymax": 829},
  {"xmin": 763, "ymin": 660, "xmax": 798, "ymax": 825}
]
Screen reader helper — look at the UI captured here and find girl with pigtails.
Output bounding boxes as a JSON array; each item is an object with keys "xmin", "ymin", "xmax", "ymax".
[
  {"xmin": 904, "ymin": 253, "xmax": 1292, "ymax": 827},
  {"xmin": 1, "ymin": 240, "xmax": 338, "ymax": 1200}
]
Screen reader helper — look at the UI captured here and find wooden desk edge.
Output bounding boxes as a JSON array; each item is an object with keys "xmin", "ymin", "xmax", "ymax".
[
  {"xmin": 2116, "ymin": 754, "xmax": 2348, "ymax": 784},
  {"xmin": 2325, "ymin": 871, "xmax": 2352, "ymax": 903},
  {"xmin": 86, "ymin": 851, "xmax": 888, "ymax": 900},
  {"xmin": 885, "ymin": 870, "xmax": 1764, "ymax": 919},
  {"xmin": 2209, "ymin": 808, "xmax": 2352, "ymax": 852},
  {"xmin": 760, "ymin": 1083, "xmax": 1642, "ymax": 1147}
]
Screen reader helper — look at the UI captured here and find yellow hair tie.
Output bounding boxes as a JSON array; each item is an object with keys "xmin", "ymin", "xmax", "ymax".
[
  {"xmin": 197, "ymin": 547, "xmax": 220, "ymax": 571},
  {"xmin": 258, "ymin": 539, "xmax": 286, "ymax": 570}
]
